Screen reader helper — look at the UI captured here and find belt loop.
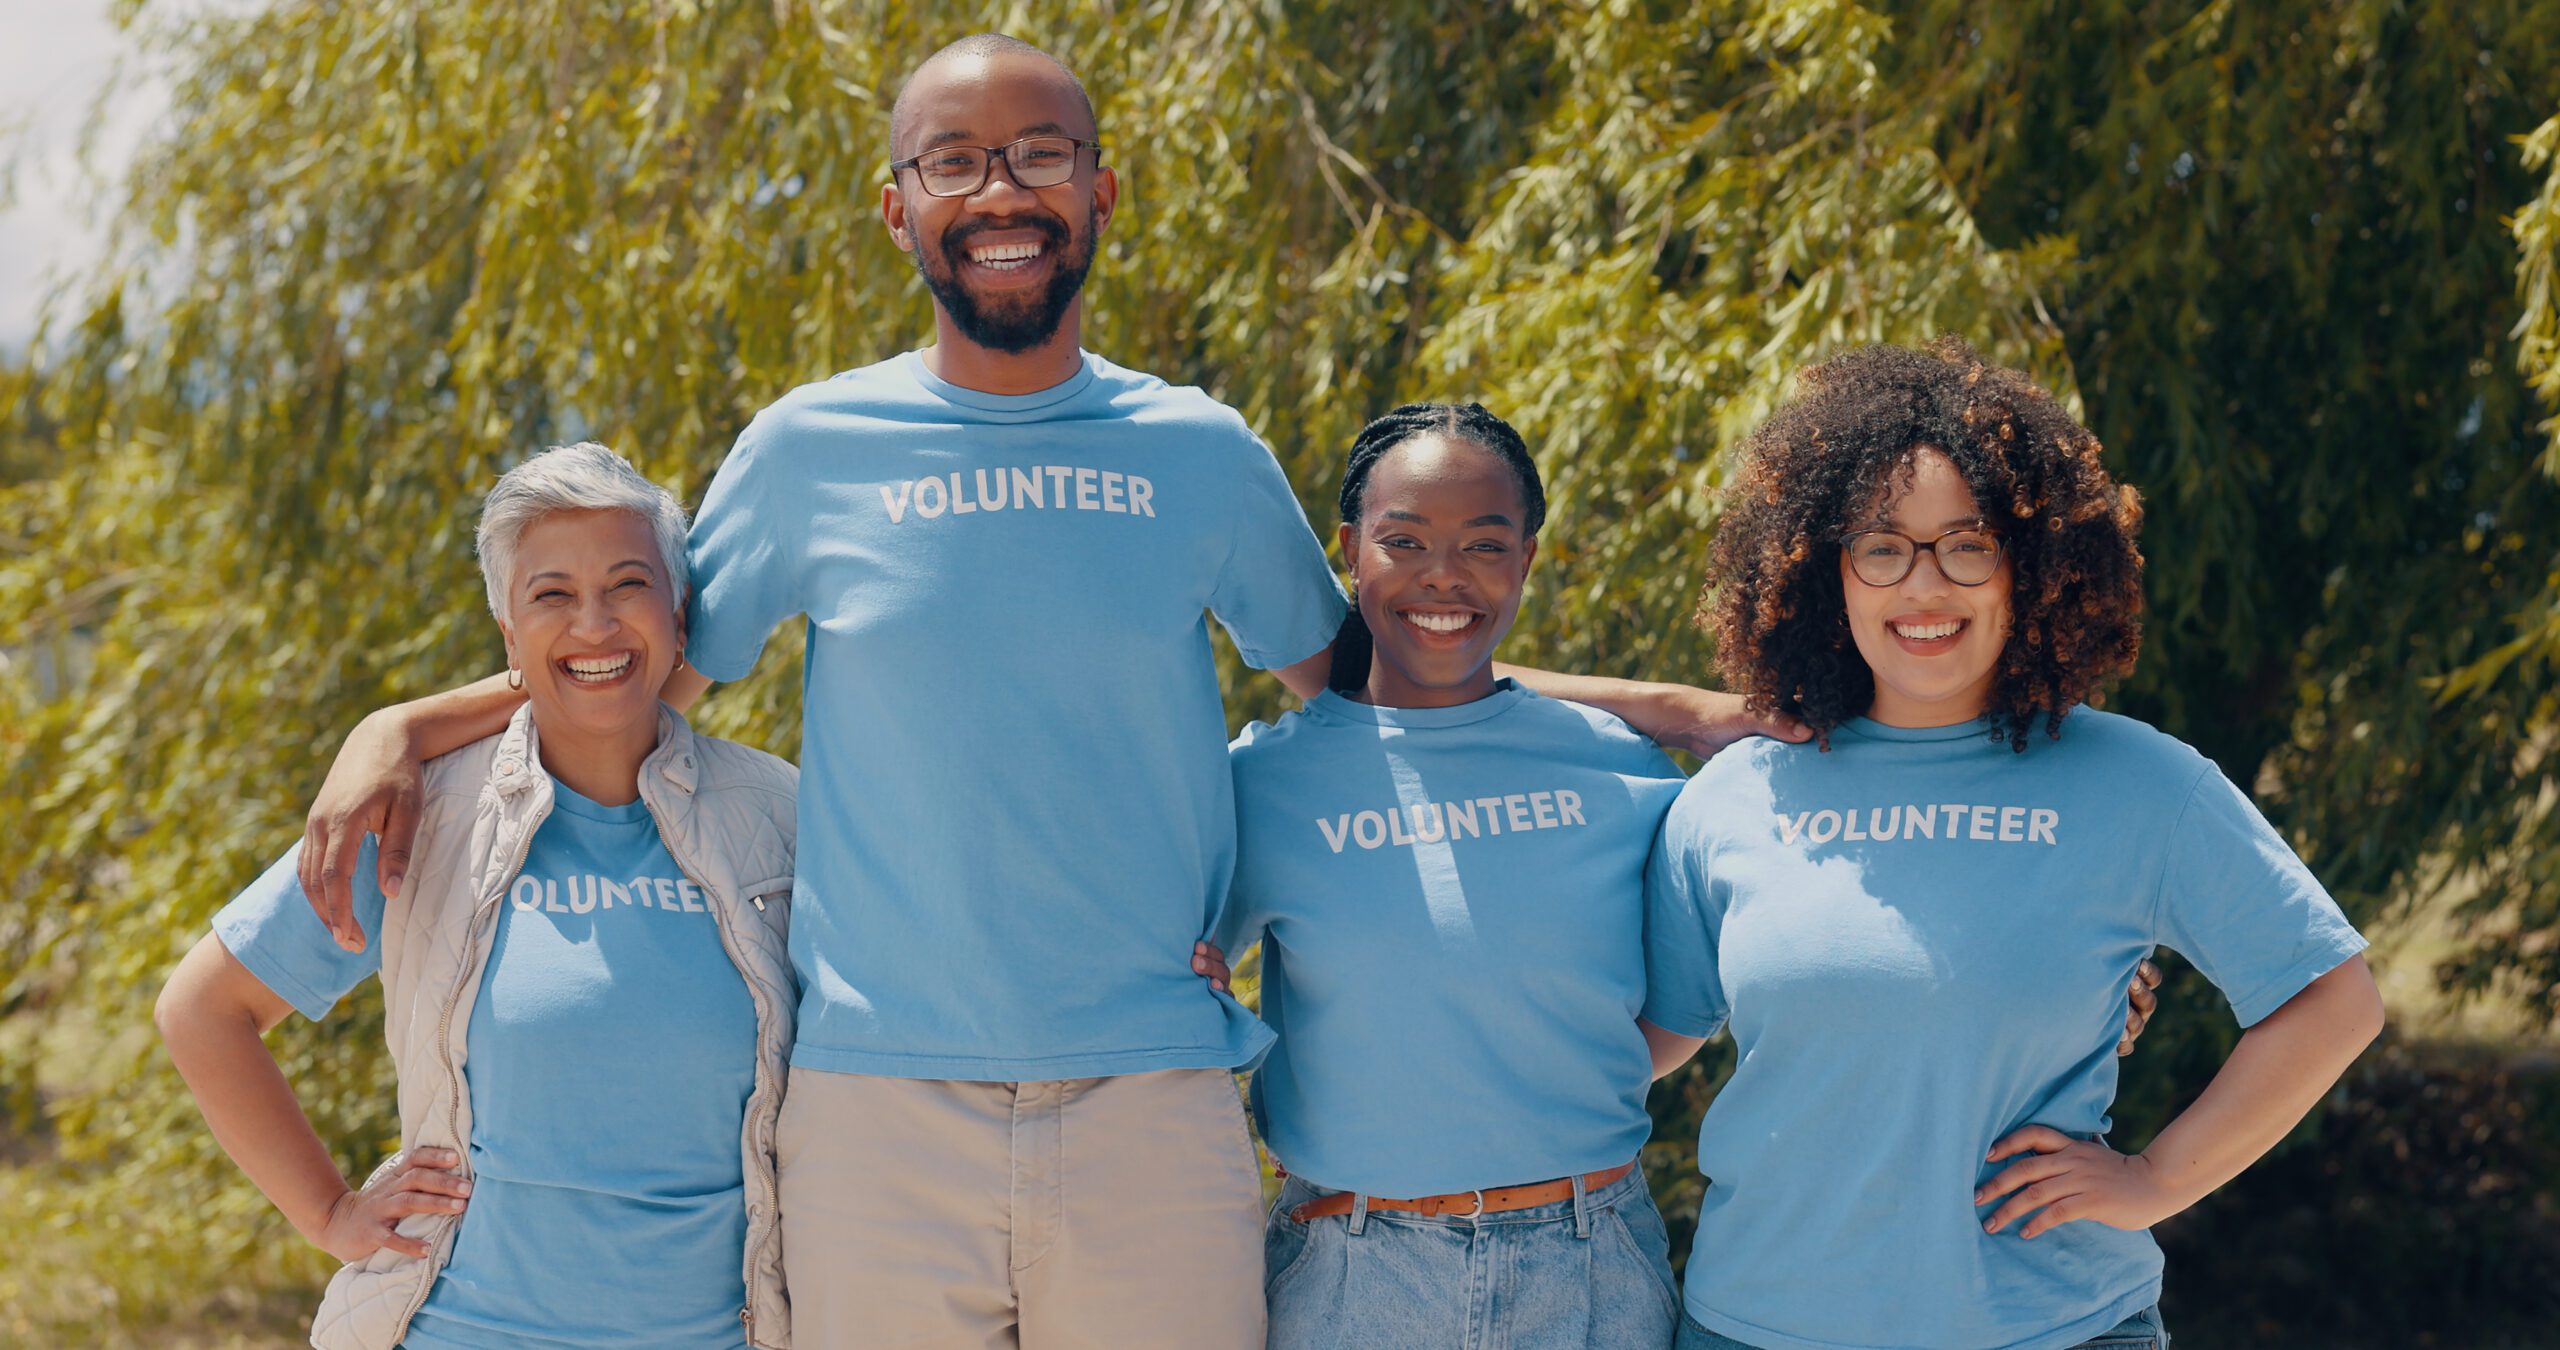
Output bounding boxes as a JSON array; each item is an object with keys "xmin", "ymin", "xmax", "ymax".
[
  {"xmin": 1571, "ymin": 1171, "xmax": 1593, "ymax": 1239},
  {"xmin": 1347, "ymin": 1192, "xmax": 1371, "ymax": 1237}
]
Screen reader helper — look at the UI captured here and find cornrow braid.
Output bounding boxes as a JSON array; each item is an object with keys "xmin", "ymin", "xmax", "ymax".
[{"xmin": 1329, "ymin": 402, "xmax": 1547, "ymax": 692}]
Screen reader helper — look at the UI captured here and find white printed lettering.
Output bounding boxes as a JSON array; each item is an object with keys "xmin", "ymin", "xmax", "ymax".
[
  {"xmin": 1074, "ymin": 467, "xmax": 1101, "ymax": 510},
  {"xmin": 568, "ymin": 876, "xmax": 596, "ymax": 914},
  {"xmin": 655, "ymin": 877, "xmax": 679, "ymax": 909},
  {"xmin": 601, "ymin": 878, "xmax": 631, "ymax": 910},
  {"xmin": 1504, "ymin": 794, "xmax": 1533, "ymax": 832},
  {"xmin": 1409, "ymin": 804, "xmax": 1446, "ymax": 843},
  {"xmin": 1318, "ymin": 814, "xmax": 1354, "ymax": 854},
  {"xmin": 1446, "ymin": 800, "xmax": 1482, "ymax": 839},
  {"xmin": 1101, "ymin": 470, "xmax": 1127, "ymax": 512},
  {"xmin": 878, "ymin": 481, "xmax": 912, "ymax": 523},
  {"xmin": 948, "ymin": 472, "xmax": 977, "ymax": 514},
  {"xmin": 1772, "ymin": 801, "xmax": 2064, "ymax": 848},
  {"xmin": 1012, "ymin": 465, "xmax": 1044, "ymax": 508},
  {"xmin": 1127, "ymin": 475, "xmax": 1156, "ymax": 516},
  {"xmin": 1352, "ymin": 810, "xmax": 1388, "ymax": 849},
  {"xmin": 543, "ymin": 880, "xmax": 567, "ymax": 913},
  {"xmin": 976, "ymin": 468, "xmax": 1010, "ymax": 512},
  {"xmin": 679, "ymin": 881, "xmax": 707, "ymax": 913},
  {"xmin": 1530, "ymin": 791, "xmax": 1559, "ymax": 829},
  {"xmin": 1476, "ymin": 797, "xmax": 1507, "ymax": 835},
  {"xmin": 1387, "ymin": 808, "xmax": 1415, "ymax": 846},
  {"xmin": 511, "ymin": 876, "xmax": 544, "ymax": 911},
  {"xmin": 913, "ymin": 475, "xmax": 948, "ymax": 519},
  {"xmin": 1557, "ymin": 790, "xmax": 1585, "ymax": 826},
  {"xmin": 1045, "ymin": 465, "xmax": 1075, "ymax": 503}
]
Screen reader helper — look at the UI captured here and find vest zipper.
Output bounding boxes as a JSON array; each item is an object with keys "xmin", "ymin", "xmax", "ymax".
[
  {"xmin": 393, "ymin": 800, "xmax": 544, "ymax": 1339},
  {"xmin": 650, "ymin": 806, "xmax": 786, "ymax": 1345}
]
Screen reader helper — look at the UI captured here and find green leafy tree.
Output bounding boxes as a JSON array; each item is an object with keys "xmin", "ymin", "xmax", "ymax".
[{"xmin": 3, "ymin": 0, "xmax": 2557, "ymax": 1338}]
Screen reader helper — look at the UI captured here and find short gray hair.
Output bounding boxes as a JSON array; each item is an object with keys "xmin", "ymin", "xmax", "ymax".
[{"xmin": 476, "ymin": 442, "xmax": 690, "ymax": 622}]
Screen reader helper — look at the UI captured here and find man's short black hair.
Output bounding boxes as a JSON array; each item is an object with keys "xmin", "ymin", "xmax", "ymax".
[{"xmin": 889, "ymin": 34, "xmax": 1098, "ymax": 159}]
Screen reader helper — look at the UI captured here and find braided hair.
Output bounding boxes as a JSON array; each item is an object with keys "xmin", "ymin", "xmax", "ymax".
[{"xmin": 1328, "ymin": 403, "xmax": 1547, "ymax": 693}]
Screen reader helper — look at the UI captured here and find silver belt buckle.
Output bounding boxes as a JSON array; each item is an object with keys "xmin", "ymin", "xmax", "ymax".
[{"xmin": 1459, "ymin": 1189, "xmax": 1485, "ymax": 1218}]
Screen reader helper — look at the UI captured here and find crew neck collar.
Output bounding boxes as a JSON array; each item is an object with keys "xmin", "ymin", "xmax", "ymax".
[
  {"xmin": 1313, "ymin": 679, "xmax": 1530, "ymax": 730},
  {"xmin": 900, "ymin": 348, "xmax": 1097, "ymax": 414},
  {"xmin": 1837, "ymin": 714, "xmax": 1996, "ymax": 744},
  {"xmin": 547, "ymin": 774, "xmax": 652, "ymax": 823}
]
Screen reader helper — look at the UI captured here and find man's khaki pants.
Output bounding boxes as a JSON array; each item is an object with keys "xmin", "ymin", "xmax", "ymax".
[{"xmin": 777, "ymin": 1066, "xmax": 1267, "ymax": 1349}]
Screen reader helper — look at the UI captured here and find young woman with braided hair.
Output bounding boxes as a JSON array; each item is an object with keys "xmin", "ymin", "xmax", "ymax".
[
  {"xmin": 1640, "ymin": 339, "xmax": 2384, "ymax": 1350},
  {"xmin": 1211, "ymin": 402, "xmax": 1691, "ymax": 1348},
  {"xmin": 1208, "ymin": 402, "xmax": 2162, "ymax": 1348}
]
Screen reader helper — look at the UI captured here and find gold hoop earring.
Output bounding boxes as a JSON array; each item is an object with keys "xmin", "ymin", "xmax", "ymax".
[{"xmin": 506, "ymin": 668, "xmax": 524, "ymax": 691}]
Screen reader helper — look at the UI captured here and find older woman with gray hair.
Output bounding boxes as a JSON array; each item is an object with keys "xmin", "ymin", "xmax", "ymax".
[{"xmin": 157, "ymin": 443, "xmax": 799, "ymax": 1350}]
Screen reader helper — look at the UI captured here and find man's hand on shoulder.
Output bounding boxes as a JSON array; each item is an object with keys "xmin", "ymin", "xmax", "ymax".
[{"xmin": 299, "ymin": 711, "xmax": 424, "ymax": 952}]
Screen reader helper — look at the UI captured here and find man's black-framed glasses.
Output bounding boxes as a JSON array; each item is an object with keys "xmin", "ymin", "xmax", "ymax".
[
  {"xmin": 1840, "ymin": 526, "xmax": 2004, "ymax": 587},
  {"xmin": 891, "ymin": 136, "xmax": 1103, "ymax": 198}
]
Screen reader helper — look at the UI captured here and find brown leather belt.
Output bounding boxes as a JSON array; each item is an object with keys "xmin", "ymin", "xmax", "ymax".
[{"xmin": 1287, "ymin": 1162, "xmax": 1638, "ymax": 1223}]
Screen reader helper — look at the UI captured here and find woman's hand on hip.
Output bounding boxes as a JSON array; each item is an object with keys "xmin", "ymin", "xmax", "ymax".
[
  {"xmin": 319, "ymin": 1147, "xmax": 472, "ymax": 1262},
  {"xmin": 1974, "ymin": 1126, "xmax": 2181, "ymax": 1239}
]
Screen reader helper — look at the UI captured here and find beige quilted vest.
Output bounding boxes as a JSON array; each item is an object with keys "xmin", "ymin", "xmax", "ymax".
[{"xmin": 308, "ymin": 703, "xmax": 797, "ymax": 1350}]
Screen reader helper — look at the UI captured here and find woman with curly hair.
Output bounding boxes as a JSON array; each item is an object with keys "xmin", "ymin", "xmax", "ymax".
[{"xmin": 1639, "ymin": 339, "xmax": 2385, "ymax": 1350}]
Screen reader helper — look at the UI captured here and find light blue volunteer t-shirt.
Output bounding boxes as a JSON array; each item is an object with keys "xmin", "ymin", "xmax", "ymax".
[
  {"xmin": 686, "ymin": 349, "xmax": 1344, "ymax": 1080},
  {"xmin": 1219, "ymin": 682, "xmax": 1687, "ymax": 1196},
  {"xmin": 1642, "ymin": 710, "xmax": 2368, "ymax": 1350},
  {"xmin": 214, "ymin": 781, "xmax": 758, "ymax": 1350}
]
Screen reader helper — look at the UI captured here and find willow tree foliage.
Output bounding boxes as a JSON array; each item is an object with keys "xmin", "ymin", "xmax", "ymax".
[{"xmin": 2, "ymin": 0, "xmax": 2556, "ymax": 1325}]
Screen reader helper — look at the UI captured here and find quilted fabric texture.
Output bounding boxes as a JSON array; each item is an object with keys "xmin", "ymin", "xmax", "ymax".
[{"xmin": 307, "ymin": 705, "xmax": 799, "ymax": 1350}]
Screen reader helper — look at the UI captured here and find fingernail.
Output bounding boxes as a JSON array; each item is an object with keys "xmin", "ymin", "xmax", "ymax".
[
  {"xmin": 456, "ymin": 1181, "xmax": 472, "ymax": 1195},
  {"xmin": 1984, "ymin": 1221, "xmax": 1997, "ymax": 1234}
]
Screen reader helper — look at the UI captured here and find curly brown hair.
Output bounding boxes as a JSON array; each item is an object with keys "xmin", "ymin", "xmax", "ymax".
[{"xmin": 1704, "ymin": 337, "xmax": 2146, "ymax": 751}]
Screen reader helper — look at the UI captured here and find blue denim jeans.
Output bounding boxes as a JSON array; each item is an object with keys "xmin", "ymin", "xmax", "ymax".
[
  {"xmin": 1265, "ymin": 1166, "xmax": 1679, "ymax": 1349},
  {"xmin": 1675, "ymin": 1303, "xmax": 2170, "ymax": 1350}
]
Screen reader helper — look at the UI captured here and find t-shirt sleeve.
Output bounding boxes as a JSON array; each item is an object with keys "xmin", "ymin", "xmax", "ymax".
[
  {"xmin": 2153, "ymin": 765, "xmax": 2369, "ymax": 1028},
  {"xmin": 1210, "ymin": 732, "xmax": 1272, "ymax": 954},
  {"xmin": 685, "ymin": 410, "xmax": 807, "ymax": 683},
  {"xmin": 1206, "ymin": 430, "xmax": 1346, "ymax": 671},
  {"xmin": 210, "ymin": 839, "xmax": 389, "ymax": 1020},
  {"xmin": 1641, "ymin": 801, "xmax": 1730, "ymax": 1038}
]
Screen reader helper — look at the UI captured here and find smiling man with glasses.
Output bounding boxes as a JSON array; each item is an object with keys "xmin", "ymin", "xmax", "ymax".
[{"xmin": 294, "ymin": 32, "xmax": 1795, "ymax": 1348}]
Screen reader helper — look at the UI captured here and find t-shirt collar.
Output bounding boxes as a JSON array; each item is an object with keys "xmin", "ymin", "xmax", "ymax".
[
  {"xmin": 548, "ymin": 775, "xmax": 653, "ymax": 824},
  {"xmin": 898, "ymin": 348, "xmax": 1098, "ymax": 417},
  {"xmin": 1838, "ymin": 714, "xmax": 1998, "ymax": 744},
  {"xmin": 1311, "ymin": 679, "xmax": 1529, "ymax": 730}
]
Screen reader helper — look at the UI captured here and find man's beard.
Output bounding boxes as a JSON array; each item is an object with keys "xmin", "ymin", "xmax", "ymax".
[{"xmin": 913, "ymin": 207, "xmax": 1095, "ymax": 356}]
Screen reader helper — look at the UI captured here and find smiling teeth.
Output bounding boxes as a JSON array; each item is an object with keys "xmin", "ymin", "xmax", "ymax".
[
  {"xmin": 970, "ymin": 242, "xmax": 1042, "ymax": 269},
  {"xmin": 1892, "ymin": 620, "xmax": 1964, "ymax": 640},
  {"xmin": 1403, "ymin": 612, "xmax": 1476, "ymax": 633},
  {"xmin": 563, "ymin": 654, "xmax": 633, "ymax": 683}
]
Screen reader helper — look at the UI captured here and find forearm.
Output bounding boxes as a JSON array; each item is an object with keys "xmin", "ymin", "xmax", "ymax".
[
  {"xmin": 2137, "ymin": 957, "xmax": 2384, "ymax": 1209},
  {"xmin": 157, "ymin": 991, "xmax": 350, "ymax": 1244},
  {"xmin": 1496, "ymin": 664, "xmax": 1659, "ymax": 717},
  {"xmin": 1640, "ymin": 1017, "xmax": 1709, "ymax": 1081},
  {"xmin": 379, "ymin": 672, "xmax": 526, "ymax": 760}
]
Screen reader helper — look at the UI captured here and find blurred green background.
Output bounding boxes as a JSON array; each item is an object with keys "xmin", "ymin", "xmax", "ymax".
[{"xmin": 4, "ymin": 0, "xmax": 2559, "ymax": 1344}]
